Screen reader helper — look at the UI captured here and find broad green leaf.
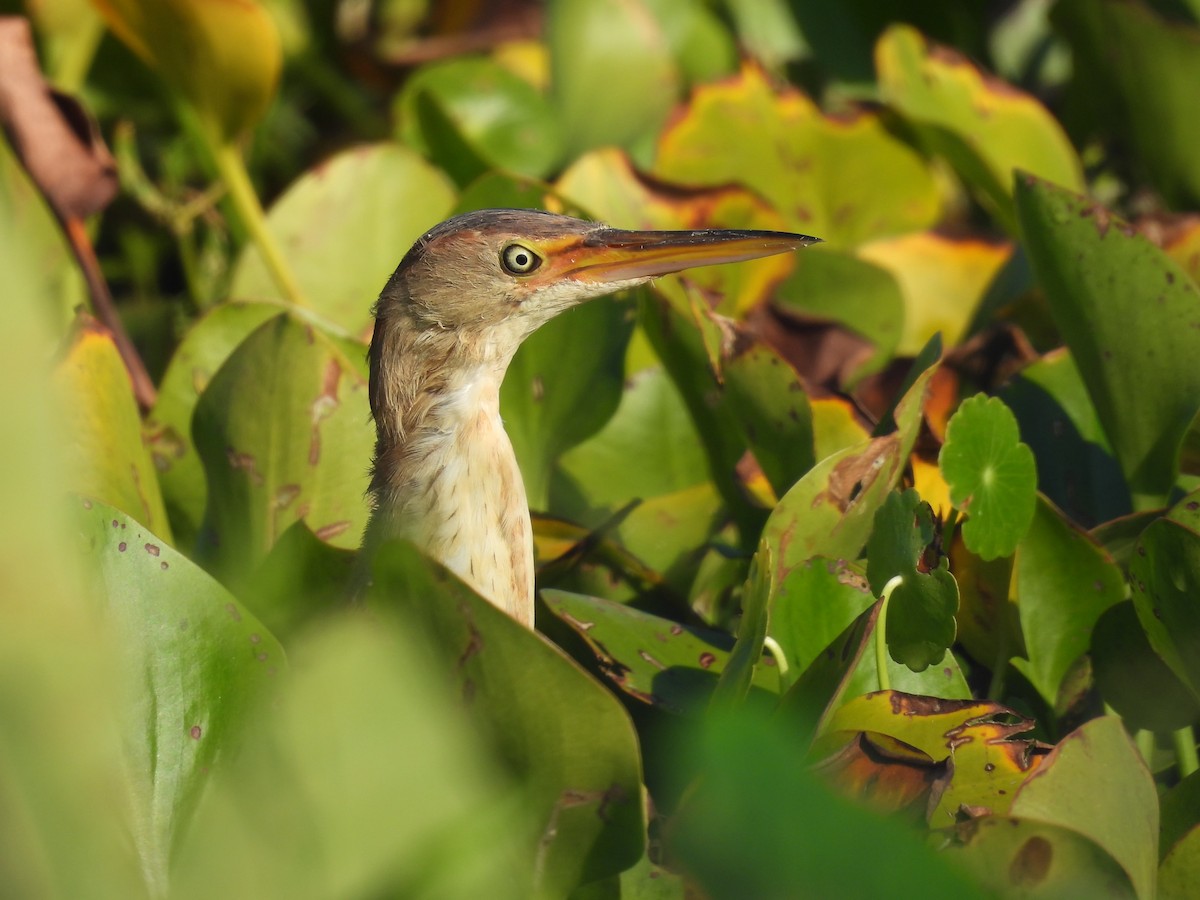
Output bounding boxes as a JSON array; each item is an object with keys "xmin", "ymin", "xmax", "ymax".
[
  {"xmin": 669, "ymin": 710, "xmax": 987, "ymax": 900},
  {"xmin": 54, "ymin": 320, "xmax": 172, "ymax": 542},
  {"xmin": 394, "ymin": 56, "xmax": 564, "ymax": 183},
  {"xmin": 370, "ymin": 543, "xmax": 645, "ymax": 897},
  {"xmin": 231, "ymin": 143, "xmax": 457, "ymax": 335},
  {"xmin": 1160, "ymin": 771, "xmax": 1200, "ymax": 900},
  {"xmin": 940, "ymin": 394, "xmax": 1037, "ymax": 559},
  {"xmin": 654, "ymin": 62, "xmax": 940, "ymax": 247},
  {"xmin": 762, "ymin": 346, "xmax": 939, "ymax": 574},
  {"xmin": 1015, "ymin": 173, "xmax": 1200, "ymax": 508},
  {"xmin": 90, "ymin": 0, "xmax": 281, "ymax": 143},
  {"xmin": 940, "ymin": 817, "xmax": 1136, "ymax": 899},
  {"xmin": 1013, "ymin": 495, "xmax": 1124, "ymax": 707},
  {"xmin": 867, "ymin": 490, "xmax": 959, "ymax": 672},
  {"xmin": 77, "ymin": 498, "xmax": 284, "ymax": 894},
  {"xmin": 1053, "ymin": 0, "xmax": 1200, "ymax": 208},
  {"xmin": 608, "ymin": 484, "xmax": 724, "ymax": 591},
  {"xmin": 876, "ymin": 23, "xmax": 1083, "ymax": 230},
  {"xmin": 1091, "ymin": 601, "xmax": 1200, "ymax": 733},
  {"xmin": 171, "ymin": 613, "xmax": 528, "ymax": 900},
  {"xmin": 950, "ymin": 539, "xmax": 1023, "ymax": 679},
  {"xmin": 856, "ymin": 231, "xmax": 1012, "ymax": 355},
  {"xmin": 719, "ymin": 0, "xmax": 805, "ymax": 68},
  {"xmin": 772, "ymin": 246, "xmax": 905, "ymax": 384},
  {"xmin": 1010, "ymin": 716, "xmax": 1158, "ymax": 900},
  {"xmin": 147, "ymin": 301, "xmax": 281, "ymax": 549},
  {"xmin": 1130, "ymin": 518, "xmax": 1200, "ymax": 702},
  {"xmin": 767, "ymin": 557, "xmax": 874, "ymax": 686},
  {"xmin": 502, "ymin": 295, "xmax": 634, "ymax": 510},
  {"xmin": 547, "ymin": 0, "xmax": 679, "ymax": 159},
  {"xmin": 1000, "ymin": 348, "xmax": 1130, "ymax": 527},
  {"xmin": 711, "ymin": 542, "xmax": 773, "ymax": 710},
  {"xmin": 724, "ymin": 343, "xmax": 815, "ymax": 501},
  {"xmin": 542, "ymin": 590, "xmax": 779, "ymax": 715},
  {"xmin": 643, "ymin": 0, "xmax": 736, "ymax": 85},
  {"xmin": 556, "ymin": 148, "xmax": 796, "ymax": 316},
  {"xmin": 193, "ymin": 313, "xmax": 373, "ymax": 589}
]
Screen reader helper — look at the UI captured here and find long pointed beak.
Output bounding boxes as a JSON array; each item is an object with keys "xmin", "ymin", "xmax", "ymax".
[{"xmin": 560, "ymin": 227, "xmax": 820, "ymax": 284}]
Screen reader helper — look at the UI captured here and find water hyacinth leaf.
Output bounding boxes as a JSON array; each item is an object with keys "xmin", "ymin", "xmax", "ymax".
[
  {"xmin": 90, "ymin": 0, "xmax": 281, "ymax": 144},
  {"xmin": 1015, "ymin": 174, "xmax": 1200, "ymax": 509},
  {"xmin": 876, "ymin": 23, "xmax": 1083, "ymax": 229},
  {"xmin": 1090, "ymin": 601, "xmax": 1200, "ymax": 733},
  {"xmin": 1053, "ymin": 0, "xmax": 1200, "ymax": 208},
  {"xmin": 711, "ymin": 542, "xmax": 773, "ymax": 710},
  {"xmin": 547, "ymin": 0, "xmax": 679, "ymax": 158},
  {"xmin": 654, "ymin": 62, "xmax": 940, "ymax": 247},
  {"xmin": 171, "ymin": 614, "xmax": 528, "ymax": 900},
  {"xmin": 502, "ymin": 293, "xmax": 634, "ymax": 511},
  {"xmin": 193, "ymin": 313, "xmax": 373, "ymax": 589},
  {"xmin": 866, "ymin": 490, "xmax": 959, "ymax": 672},
  {"xmin": 856, "ymin": 231, "xmax": 1012, "ymax": 356},
  {"xmin": 940, "ymin": 394, "xmax": 1037, "ymax": 560},
  {"xmin": 1010, "ymin": 716, "xmax": 1158, "ymax": 900},
  {"xmin": 762, "ymin": 346, "xmax": 938, "ymax": 576},
  {"xmin": 54, "ymin": 319, "xmax": 171, "ymax": 541},
  {"xmin": 1014, "ymin": 495, "xmax": 1124, "ymax": 707},
  {"xmin": 1129, "ymin": 518, "xmax": 1200, "ymax": 702},
  {"xmin": 77, "ymin": 498, "xmax": 284, "ymax": 894},
  {"xmin": 950, "ymin": 539, "xmax": 1023, "ymax": 677},
  {"xmin": 369, "ymin": 542, "xmax": 645, "ymax": 896},
  {"xmin": 772, "ymin": 247, "xmax": 905, "ymax": 383},
  {"xmin": 394, "ymin": 56, "xmax": 564, "ymax": 183},
  {"xmin": 1000, "ymin": 348, "xmax": 1130, "ymax": 527},
  {"xmin": 231, "ymin": 143, "xmax": 457, "ymax": 335},
  {"xmin": 147, "ymin": 301, "xmax": 281, "ymax": 548},
  {"xmin": 723, "ymin": 343, "xmax": 815, "ymax": 500},
  {"xmin": 542, "ymin": 590, "xmax": 779, "ymax": 715},
  {"xmin": 1159, "ymin": 772, "xmax": 1200, "ymax": 900},
  {"xmin": 940, "ymin": 817, "xmax": 1136, "ymax": 899}
]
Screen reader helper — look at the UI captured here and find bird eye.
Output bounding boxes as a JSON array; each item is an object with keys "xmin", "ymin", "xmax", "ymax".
[{"xmin": 500, "ymin": 243, "xmax": 542, "ymax": 276}]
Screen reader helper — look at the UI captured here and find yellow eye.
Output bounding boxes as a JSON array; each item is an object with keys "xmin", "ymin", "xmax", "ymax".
[{"xmin": 500, "ymin": 243, "xmax": 542, "ymax": 275}]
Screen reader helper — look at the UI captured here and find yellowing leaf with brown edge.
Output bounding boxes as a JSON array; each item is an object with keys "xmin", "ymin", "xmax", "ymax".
[
  {"xmin": 857, "ymin": 231, "xmax": 1012, "ymax": 355},
  {"xmin": 654, "ymin": 62, "xmax": 941, "ymax": 248},
  {"xmin": 557, "ymin": 147, "xmax": 796, "ymax": 315},
  {"xmin": 90, "ymin": 0, "xmax": 281, "ymax": 143}
]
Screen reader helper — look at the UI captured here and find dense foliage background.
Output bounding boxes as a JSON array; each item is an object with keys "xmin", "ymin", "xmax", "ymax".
[{"xmin": 3, "ymin": 0, "xmax": 1200, "ymax": 896}]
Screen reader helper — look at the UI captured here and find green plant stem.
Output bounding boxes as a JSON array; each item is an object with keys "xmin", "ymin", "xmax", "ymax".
[
  {"xmin": 874, "ymin": 575, "xmax": 904, "ymax": 693},
  {"xmin": 986, "ymin": 631, "xmax": 1009, "ymax": 701},
  {"xmin": 1135, "ymin": 729, "xmax": 1155, "ymax": 768},
  {"xmin": 209, "ymin": 141, "xmax": 307, "ymax": 308},
  {"xmin": 1173, "ymin": 725, "xmax": 1199, "ymax": 778}
]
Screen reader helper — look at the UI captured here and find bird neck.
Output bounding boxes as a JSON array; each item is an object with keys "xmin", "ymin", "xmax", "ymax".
[{"xmin": 365, "ymin": 313, "xmax": 535, "ymax": 626}]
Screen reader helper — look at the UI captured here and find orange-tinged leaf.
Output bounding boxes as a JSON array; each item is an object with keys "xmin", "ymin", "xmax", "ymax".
[
  {"xmin": 857, "ymin": 231, "xmax": 1012, "ymax": 355},
  {"xmin": 654, "ymin": 62, "xmax": 940, "ymax": 247},
  {"xmin": 90, "ymin": 0, "xmax": 281, "ymax": 143}
]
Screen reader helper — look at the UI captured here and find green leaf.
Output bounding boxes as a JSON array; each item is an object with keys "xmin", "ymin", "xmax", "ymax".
[
  {"xmin": 542, "ymin": 590, "xmax": 778, "ymax": 715},
  {"xmin": 1014, "ymin": 495, "xmax": 1124, "ymax": 707},
  {"xmin": 147, "ymin": 301, "xmax": 281, "ymax": 549},
  {"xmin": 394, "ymin": 56, "xmax": 564, "ymax": 182},
  {"xmin": 54, "ymin": 320, "xmax": 172, "ymax": 541},
  {"xmin": 171, "ymin": 613, "xmax": 529, "ymax": 900},
  {"xmin": 1053, "ymin": 0, "xmax": 1200, "ymax": 208},
  {"xmin": 876, "ymin": 23, "xmax": 1083, "ymax": 230},
  {"xmin": 653, "ymin": 62, "xmax": 940, "ymax": 246},
  {"xmin": 547, "ymin": 0, "xmax": 680, "ymax": 159},
  {"xmin": 1015, "ymin": 173, "xmax": 1200, "ymax": 509},
  {"xmin": 76, "ymin": 498, "xmax": 284, "ymax": 894},
  {"xmin": 867, "ymin": 490, "xmax": 959, "ymax": 672},
  {"xmin": 91, "ymin": 0, "xmax": 281, "ymax": 143},
  {"xmin": 1091, "ymin": 601, "xmax": 1200, "ymax": 733},
  {"xmin": 1160, "ymin": 771, "xmax": 1200, "ymax": 900},
  {"xmin": 502, "ymin": 295, "xmax": 635, "ymax": 510},
  {"xmin": 231, "ymin": 143, "xmax": 457, "ymax": 335},
  {"xmin": 1130, "ymin": 517, "xmax": 1200, "ymax": 702},
  {"xmin": 940, "ymin": 394, "xmax": 1037, "ymax": 559},
  {"xmin": 370, "ymin": 542, "xmax": 645, "ymax": 897},
  {"xmin": 1010, "ymin": 716, "xmax": 1159, "ymax": 900},
  {"xmin": 193, "ymin": 313, "xmax": 373, "ymax": 589},
  {"xmin": 711, "ymin": 542, "xmax": 773, "ymax": 710},
  {"xmin": 723, "ymin": 343, "xmax": 815, "ymax": 500}
]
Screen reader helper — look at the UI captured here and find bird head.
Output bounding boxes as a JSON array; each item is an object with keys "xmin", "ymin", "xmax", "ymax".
[{"xmin": 374, "ymin": 208, "xmax": 818, "ymax": 354}]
